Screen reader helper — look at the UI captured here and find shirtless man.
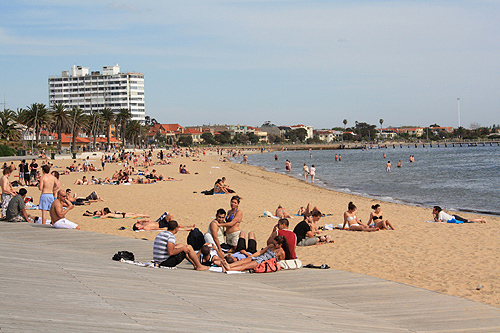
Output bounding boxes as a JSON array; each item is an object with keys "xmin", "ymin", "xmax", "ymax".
[
  {"xmin": 1, "ymin": 167, "xmax": 17, "ymax": 218},
  {"xmin": 204, "ymin": 209, "xmax": 230, "ymax": 257},
  {"xmin": 38, "ymin": 165, "xmax": 57, "ymax": 225},
  {"xmin": 50, "ymin": 190, "xmax": 79, "ymax": 229}
]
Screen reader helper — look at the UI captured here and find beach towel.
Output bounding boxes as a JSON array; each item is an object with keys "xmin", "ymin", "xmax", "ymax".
[{"xmin": 335, "ymin": 223, "xmax": 349, "ymax": 230}]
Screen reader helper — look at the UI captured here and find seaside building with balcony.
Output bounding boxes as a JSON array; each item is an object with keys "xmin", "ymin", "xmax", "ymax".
[{"xmin": 48, "ymin": 64, "xmax": 145, "ymax": 122}]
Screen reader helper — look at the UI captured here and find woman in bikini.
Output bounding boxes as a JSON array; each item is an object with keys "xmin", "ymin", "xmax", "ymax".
[
  {"xmin": 221, "ymin": 235, "xmax": 290, "ymax": 272},
  {"xmin": 367, "ymin": 204, "xmax": 395, "ymax": 230},
  {"xmin": 224, "ymin": 195, "xmax": 243, "ymax": 251},
  {"xmin": 342, "ymin": 202, "xmax": 379, "ymax": 232},
  {"xmin": 275, "ymin": 205, "xmax": 291, "ymax": 218}
]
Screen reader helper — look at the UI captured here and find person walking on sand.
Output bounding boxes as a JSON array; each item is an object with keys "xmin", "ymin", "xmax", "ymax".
[
  {"xmin": 310, "ymin": 164, "xmax": 316, "ymax": 183},
  {"xmin": 303, "ymin": 163, "xmax": 309, "ymax": 182},
  {"xmin": 38, "ymin": 165, "xmax": 57, "ymax": 225}
]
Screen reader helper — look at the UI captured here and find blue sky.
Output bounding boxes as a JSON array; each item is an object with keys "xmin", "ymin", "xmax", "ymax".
[{"xmin": 1, "ymin": 0, "xmax": 499, "ymax": 129}]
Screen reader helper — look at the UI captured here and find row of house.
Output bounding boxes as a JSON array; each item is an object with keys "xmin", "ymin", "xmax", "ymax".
[
  {"xmin": 378, "ymin": 127, "xmax": 454, "ymax": 139},
  {"xmin": 147, "ymin": 124, "xmax": 316, "ymax": 144}
]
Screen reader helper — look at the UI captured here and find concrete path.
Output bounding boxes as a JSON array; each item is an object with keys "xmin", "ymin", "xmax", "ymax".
[{"xmin": 1, "ymin": 222, "xmax": 499, "ymax": 332}]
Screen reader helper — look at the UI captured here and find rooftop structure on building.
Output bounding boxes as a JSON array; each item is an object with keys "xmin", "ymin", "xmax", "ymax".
[{"xmin": 48, "ymin": 64, "xmax": 145, "ymax": 122}]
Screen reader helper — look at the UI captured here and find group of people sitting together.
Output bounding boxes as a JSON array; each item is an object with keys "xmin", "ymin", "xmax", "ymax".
[{"xmin": 150, "ymin": 195, "xmax": 340, "ymax": 272}]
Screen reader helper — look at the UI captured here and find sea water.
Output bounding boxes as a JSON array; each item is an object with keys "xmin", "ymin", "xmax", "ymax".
[{"xmin": 242, "ymin": 145, "xmax": 500, "ymax": 216}]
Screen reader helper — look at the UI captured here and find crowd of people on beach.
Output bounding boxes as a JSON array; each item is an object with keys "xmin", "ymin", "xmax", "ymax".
[{"xmin": 0, "ymin": 146, "xmax": 488, "ymax": 274}]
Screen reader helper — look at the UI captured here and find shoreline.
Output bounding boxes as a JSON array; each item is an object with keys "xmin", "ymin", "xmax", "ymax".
[
  {"xmin": 4, "ymin": 150, "xmax": 499, "ymax": 308},
  {"xmin": 242, "ymin": 156, "xmax": 500, "ymax": 218}
]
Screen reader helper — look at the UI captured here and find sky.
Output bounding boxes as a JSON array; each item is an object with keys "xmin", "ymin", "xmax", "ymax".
[{"xmin": 1, "ymin": 0, "xmax": 499, "ymax": 129}]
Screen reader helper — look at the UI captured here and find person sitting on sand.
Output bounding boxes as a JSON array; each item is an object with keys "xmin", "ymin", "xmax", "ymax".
[
  {"xmin": 204, "ymin": 208, "xmax": 232, "ymax": 254},
  {"xmin": 221, "ymin": 235, "xmax": 291, "ymax": 272},
  {"xmin": 50, "ymin": 190, "xmax": 79, "ymax": 229},
  {"xmin": 198, "ymin": 244, "xmax": 221, "ymax": 266},
  {"xmin": 275, "ymin": 205, "xmax": 291, "ymax": 218},
  {"xmin": 342, "ymin": 202, "xmax": 379, "ymax": 231},
  {"xmin": 224, "ymin": 196, "xmax": 243, "ymax": 251},
  {"xmin": 367, "ymin": 204, "xmax": 395, "ymax": 230},
  {"xmin": 5, "ymin": 188, "xmax": 34, "ymax": 223},
  {"xmin": 214, "ymin": 179, "xmax": 229, "ymax": 194},
  {"xmin": 152, "ymin": 220, "xmax": 209, "ymax": 270},
  {"xmin": 432, "ymin": 206, "xmax": 486, "ymax": 223},
  {"xmin": 267, "ymin": 218, "xmax": 297, "ymax": 259},
  {"xmin": 297, "ymin": 203, "xmax": 321, "ymax": 216},
  {"xmin": 293, "ymin": 212, "xmax": 333, "ymax": 246}
]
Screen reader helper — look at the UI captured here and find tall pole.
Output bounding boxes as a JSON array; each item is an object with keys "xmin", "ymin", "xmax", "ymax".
[{"xmin": 457, "ymin": 98, "xmax": 461, "ymax": 128}]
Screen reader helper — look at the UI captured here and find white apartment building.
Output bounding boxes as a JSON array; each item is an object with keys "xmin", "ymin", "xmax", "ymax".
[{"xmin": 48, "ymin": 64, "xmax": 145, "ymax": 122}]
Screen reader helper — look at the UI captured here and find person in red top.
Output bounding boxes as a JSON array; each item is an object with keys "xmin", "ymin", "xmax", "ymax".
[{"xmin": 267, "ymin": 218, "xmax": 297, "ymax": 259}]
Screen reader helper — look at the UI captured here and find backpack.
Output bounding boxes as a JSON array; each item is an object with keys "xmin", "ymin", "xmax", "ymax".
[
  {"xmin": 252, "ymin": 258, "xmax": 281, "ymax": 273},
  {"xmin": 112, "ymin": 251, "xmax": 135, "ymax": 261},
  {"xmin": 187, "ymin": 228, "xmax": 205, "ymax": 251}
]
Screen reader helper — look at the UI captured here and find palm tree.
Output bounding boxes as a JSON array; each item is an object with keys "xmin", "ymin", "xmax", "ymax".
[
  {"xmin": 115, "ymin": 108, "xmax": 132, "ymax": 146},
  {"xmin": 125, "ymin": 120, "xmax": 141, "ymax": 147},
  {"xmin": 51, "ymin": 103, "xmax": 71, "ymax": 150},
  {"xmin": 21, "ymin": 103, "xmax": 50, "ymax": 146},
  {"xmin": 69, "ymin": 107, "xmax": 88, "ymax": 153},
  {"xmin": 0, "ymin": 109, "xmax": 21, "ymax": 141},
  {"xmin": 100, "ymin": 108, "xmax": 115, "ymax": 145}
]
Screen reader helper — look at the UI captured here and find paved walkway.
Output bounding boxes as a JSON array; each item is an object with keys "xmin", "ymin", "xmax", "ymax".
[{"xmin": 1, "ymin": 222, "xmax": 499, "ymax": 332}]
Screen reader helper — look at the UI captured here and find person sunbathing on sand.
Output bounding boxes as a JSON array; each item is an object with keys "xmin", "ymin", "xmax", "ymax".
[
  {"xmin": 367, "ymin": 204, "xmax": 395, "ymax": 230},
  {"xmin": 297, "ymin": 203, "xmax": 320, "ymax": 216},
  {"xmin": 221, "ymin": 235, "xmax": 290, "ymax": 272},
  {"xmin": 74, "ymin": 176, "xmax": 89, "ymax": 185},
  {"xmin": 343, "ymin": 202, "xmax": 379, "ymax": 231},
  {"xmin": 84, "ymin": 207, "xmax": 149, "ymax": 219},
  {"xmin": 432, "ymin": 206, "xmax": 486, "ymax": 223},
  {"xmin": 275, "ymin": 205, "xmax": 291, "ymax": 218},
  {"xmin": 132, "ymin": 217, "xmax": 195, "ymax": 231}
]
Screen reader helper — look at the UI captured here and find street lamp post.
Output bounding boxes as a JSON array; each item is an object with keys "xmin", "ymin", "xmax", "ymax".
[{"xmin": 457, "ymin": 98, "xmax": 461, "ymax": 128}]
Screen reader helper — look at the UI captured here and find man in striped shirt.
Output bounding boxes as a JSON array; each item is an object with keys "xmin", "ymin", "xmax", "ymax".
[{"xmin": 153, "ymin": 220, "xmax": 209, "ymax": 270}]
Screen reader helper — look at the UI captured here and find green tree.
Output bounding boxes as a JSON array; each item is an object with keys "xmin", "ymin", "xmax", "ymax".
[
  {"xmin": 247, "ymin": 132, "xmax": 259, "ymax": 144},
  {"xmin": 100, "ymin": 108, "xmax": 115, "ymax": 145},
  {"xmin": 115, "ymin": 108, "xmax": 132, "ymax": 146},
  {"xmin": 201, "ymin": 132, "xmax": 217, "ymax": 145},
  {"xmin": 20, "ymin": 103, "xmax": 50, "ymax": 146},
  {"xmin": 0, "ymin": 109, "xmax": 21, "ymax": 141},
  {"xmin": 68, "ymin": 107, "xmax": 88, "ymax": 153},
  {"xmin": 214, "ymin": 131, "xmax": 232, "ymax": 144},
  {"xmin": 50, "ymin": 103, "xmax": 71, "ymax": 150},
  {"xmin": 288, "ymin": 128, "xmax": 308, "ymax": 143},
  {"xmin": 178, "ymin": 135, "xmax": 193, "ymax": 147},
  {"xmin": 125, "ymin": 120, "xmax": 141, "ymax": 146}
]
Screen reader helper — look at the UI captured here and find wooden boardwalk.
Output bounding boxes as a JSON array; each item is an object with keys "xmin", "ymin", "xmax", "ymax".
[{"xmin": 1, "ymin": 222, "xmax": 499, "ymax": 332}]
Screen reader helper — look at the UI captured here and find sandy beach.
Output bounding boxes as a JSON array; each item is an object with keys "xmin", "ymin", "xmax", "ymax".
[{"xmin": 9, "ymin": 149, "xmax": 500, "ymax": 308}]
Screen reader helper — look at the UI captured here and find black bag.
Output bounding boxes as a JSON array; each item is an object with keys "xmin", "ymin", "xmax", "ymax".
[
  {"xmin": 187, "ymin": 228, "xmax": 205, "ymax": 251},
  {"xmin": 112, "ymin": 251, "xmax": 135, "ymax": 261}
]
